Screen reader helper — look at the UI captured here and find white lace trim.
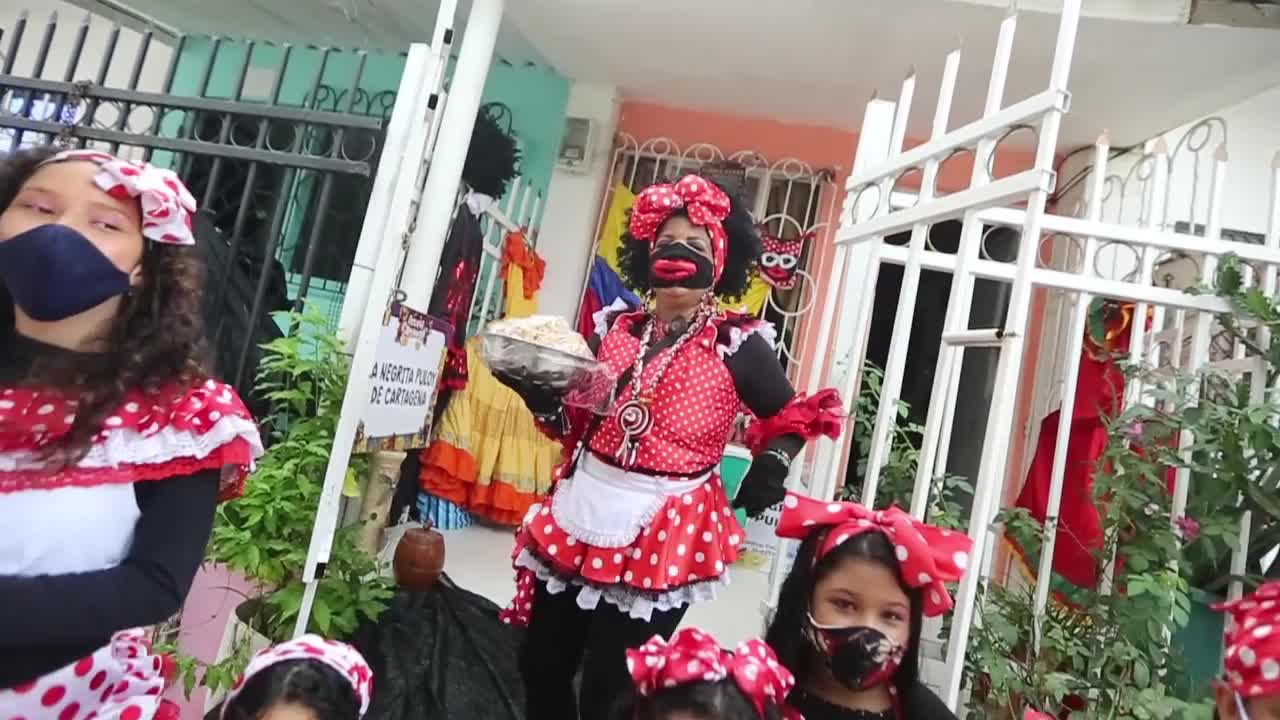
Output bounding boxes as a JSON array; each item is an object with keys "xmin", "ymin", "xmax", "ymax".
[
  {"xmin": 718, "ymin": 319, "xmax": 778, "ymax": 359},
  {"xmin": 592, "ymin": 297, "xmax": 633, "ymax": 341},
  {"xmin": 515, "ymin": 547, "xmax": 730, "ymax": 622},
  {"xmin": 0, "ymin": 416, "xmax": 264, "ymax": 472}
]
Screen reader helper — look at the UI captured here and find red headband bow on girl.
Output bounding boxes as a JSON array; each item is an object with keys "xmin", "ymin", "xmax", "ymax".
[
  {"xmin": 627, "ymin": 628, "xmax": 800, "ymax": 720},
  {"xmin": 41, "ymin": 149, "xmax": 197, "ymax": 246},
  {"xmin": 776, "ymin": 492, "xmax": 973, "ymax": 617},
  {"xmin": 1214, "ymin": 581, "xmax": 1280, "ymax": 699},
  {"xmin": 628, "ymin": 175, "xmax": 731, "ymax": 282},
  {"xmin": 223, "ymin": 635, "xmax": 374, "ymax": 717}
]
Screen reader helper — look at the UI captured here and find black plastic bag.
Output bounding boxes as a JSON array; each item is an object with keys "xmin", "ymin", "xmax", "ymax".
[{"xmin": 350, "ymin": 575, "xmax": 526, "ymax": 720}]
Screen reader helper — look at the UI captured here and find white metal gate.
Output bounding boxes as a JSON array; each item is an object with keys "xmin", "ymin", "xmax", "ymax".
[{"xmin": 764, "ymin": 0, "xmax": 1280, "ymax": 708}]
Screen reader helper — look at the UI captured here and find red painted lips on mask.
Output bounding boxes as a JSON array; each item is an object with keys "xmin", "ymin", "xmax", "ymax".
[{"xmin": 651, "ymin": 257, "xmax": 698, "ymax": 281}]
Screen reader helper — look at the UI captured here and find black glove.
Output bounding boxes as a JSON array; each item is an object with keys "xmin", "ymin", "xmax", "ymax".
[
  {"xmin": 492, "ymin": 370, "xmax": 562, "ymax": 417},
  {"xmin": 732, "ymin": 451, "xmax": 789, "ymax": 518}
]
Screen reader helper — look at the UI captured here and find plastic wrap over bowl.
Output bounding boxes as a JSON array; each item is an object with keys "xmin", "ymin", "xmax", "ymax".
[{"xmin": 480, "ymin": 332, "xmax": 607, "ymax": 394}]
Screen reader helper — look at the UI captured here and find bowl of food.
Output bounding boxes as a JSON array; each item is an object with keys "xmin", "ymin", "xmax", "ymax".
[{"xmin": 482, "ymin": 315, "xmax": 605, "ymax": 392}]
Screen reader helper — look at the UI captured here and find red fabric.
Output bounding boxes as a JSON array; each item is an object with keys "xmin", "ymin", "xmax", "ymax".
[
  {"xmin": 627, "ymin": 628, "xmax": 801, "ymax": 720},
  {"xmin": 512, "ymin": 473, "xmax": 743, "ymax": 595},
  {"xmin": 499, "ymin": 230, "xmax": 546, "ymax": 299},
  {"xmin": 744, "ymin": 389, "xmax": 845, "ymax": 454},
  {"xmin": 1215, "ymin": 581, "xmax": 1280, "ymax": 699},
  {"xmin": 586, "ymin": 312, "xmax": 747, "ymax": 475},
  {"xmin": 0, "ymin": 379, "xmax": 260, "ymax": 500},
  {"xmin": 42, "ymin": 149, "xmax": 197, "ymax": 247},
  {"xmin": 1013, "ymin": 302, "xmax": 1174, "ymax": 589},
  {"xmin": 776, "ymin": 492, "xmax": 973, "ymax": 617},
  {"xmin": 759, "ymin": 230, "xmax": 811, "ymax": 290},
  {"xmin": 577, "ymin": 289, "xmax": 604, "ymax": 342},
  {"xmin": 628, "ymin": 175, "xmax": 730, "ymax": 282}
]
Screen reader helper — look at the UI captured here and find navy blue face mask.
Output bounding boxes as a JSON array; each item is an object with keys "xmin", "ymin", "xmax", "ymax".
[{"xmin": 0, "ymin": 224, "xmax": 132, "ymax": 321}]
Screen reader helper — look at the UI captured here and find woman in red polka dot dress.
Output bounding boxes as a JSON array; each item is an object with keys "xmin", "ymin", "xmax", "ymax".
[
  {"xmin": 0, "ymin": 147, "xmax": 263, "ymax": 719},
  {"xmin": 494, "ymin": 174, "xmax": 844, "ymax": 720}
]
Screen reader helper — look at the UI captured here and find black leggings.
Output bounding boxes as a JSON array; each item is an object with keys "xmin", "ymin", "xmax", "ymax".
[{"xmin": 519, "ymin": 581, "xmax": 687, "ymax": 720}]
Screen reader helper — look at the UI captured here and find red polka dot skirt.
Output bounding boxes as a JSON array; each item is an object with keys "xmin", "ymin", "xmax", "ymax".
[
  {"xmin": 502, "ymin": 470, "xmax": 744, "ymax": 625},
  {"xmin": 0, "ymin": 629, "xmax": 179, "ymax": 720}
]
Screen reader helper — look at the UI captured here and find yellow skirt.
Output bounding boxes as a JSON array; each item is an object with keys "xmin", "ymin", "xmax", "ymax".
[{"xmin": 419, "ymin": 337, "xmax": 561, "ymax": 526}]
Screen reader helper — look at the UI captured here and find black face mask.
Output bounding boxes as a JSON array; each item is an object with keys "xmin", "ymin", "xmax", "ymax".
[
  {"xmin": 648, "ymin": 242, "xmax": 715, "ymax": 290},
  {"xmin": 806, "ymin": 616, "xmax": 905, "ymax": 691},
  {"xmin": 0, "ymin": 224, "xmax": 132, "ymax": 321}
]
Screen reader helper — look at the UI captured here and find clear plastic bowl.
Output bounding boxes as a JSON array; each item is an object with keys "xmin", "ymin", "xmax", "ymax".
[{"xmin": 480, "ymin": 332, "xmax": 607, "ymax": 394}]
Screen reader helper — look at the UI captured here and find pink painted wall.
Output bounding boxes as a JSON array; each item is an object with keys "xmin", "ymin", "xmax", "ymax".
[
  {"xmin": 164, "ymin": 565, "xmax": 257, "ymax": 717},
  {"xmin": 616, "ymin": 100, "xmax": 1047, "ymax": 499}
]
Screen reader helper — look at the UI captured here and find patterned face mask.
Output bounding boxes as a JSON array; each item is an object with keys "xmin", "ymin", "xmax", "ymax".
[{"xmin": 805, "ymin": 616, "xmax": 905, "ymax": 691}]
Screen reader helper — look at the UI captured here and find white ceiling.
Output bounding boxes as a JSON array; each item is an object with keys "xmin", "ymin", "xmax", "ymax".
[
  {"xmin": 79, "ymin": 0, "xmax": 1280, "ymax": 149},
  {"xmin": 74, "ymin": 0, "xmax": 554, "ymax": 68},
  {"xmin": 505, "ymin": 0, "xmax": 1280, "ymax": 148}
]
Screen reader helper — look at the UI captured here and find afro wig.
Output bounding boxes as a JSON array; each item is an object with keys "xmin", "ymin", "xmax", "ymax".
[
  {"xmin": 616, "ymin": 177, "xmax": 760, "ymax": 301},
  {"xmin": 463, "ymin": 102, "xmax": 522, "ymax": 199}
]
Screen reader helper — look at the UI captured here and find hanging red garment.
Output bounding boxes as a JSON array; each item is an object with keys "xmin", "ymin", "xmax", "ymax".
[
  {"xmin": 1013, "ymin": 302, "xmax": 1173, "ymax": 589},
  {"xmin": 499, "ymin": 230, "xmax": 546, "ymax": 300},
  {"xmin": 427, "ymin": 207, "xmax": 484, "ymax": 392}
]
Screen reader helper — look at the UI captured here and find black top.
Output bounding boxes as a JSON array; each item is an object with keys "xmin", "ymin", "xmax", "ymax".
[
  {"xmin": 0, "ymin": 332, "xmax": 220, "ymax": 689},
  {"xmin": 789, "ymin": 685, "xmax": 959, "ymax": 720}
]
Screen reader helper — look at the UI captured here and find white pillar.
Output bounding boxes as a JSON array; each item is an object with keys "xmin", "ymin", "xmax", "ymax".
[
  {"xmin": 537, "ymin": 82, "xmax": 622, "ymax": 321},
  {"xmin": 401, "ymin": 0, "xmax": 505, "ymax": 309}
]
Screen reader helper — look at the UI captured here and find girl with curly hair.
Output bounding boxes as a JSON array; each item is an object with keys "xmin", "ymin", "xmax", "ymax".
[
  {"xmin": 0, "ymin": 147, "xmax": 263, "ymax": 719},
  {"xmin": 496, "ymin": 174, "xmax": 845, "ymax": 720}
]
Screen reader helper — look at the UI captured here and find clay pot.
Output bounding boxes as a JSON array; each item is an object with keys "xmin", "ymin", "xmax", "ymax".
[{"xmin": 393, "ymin": 522, "xmax": 445, "ymax": 591}]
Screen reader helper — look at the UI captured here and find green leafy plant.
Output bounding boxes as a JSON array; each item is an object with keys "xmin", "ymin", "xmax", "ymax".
[
  {"xmin": 842, "ymin": 363, "xmax": 972, "ymax": 530},
  {"xmin": 176, "ymin": 310, "xmax": 393, "ymax": 695},
  {"xmin": 964, "ymin": 254, "xmax": 1280, "ymax": 718}
]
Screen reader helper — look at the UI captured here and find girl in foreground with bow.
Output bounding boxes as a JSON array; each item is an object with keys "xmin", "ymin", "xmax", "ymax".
[
  {"xmin": 618, "ymin": 627, "xmax": 798, "ymax": 720},
  {"xmin": 1212, "ymin": 581, "xmax": 1280, "ymax": 720},
  {"xmin": 765, "ymin": 493, "xmax": 972, "ymax": 719},
  {"xmin": 220, "ymin": 635, "xmax": 373, "ymax": 720},
  {"xmin": 0, "ymin": 147, "xmax": 262, "ymax": 718},
  {"xmin": 497, "ymin": 174, "xmax": 843, "ymax": 720}
]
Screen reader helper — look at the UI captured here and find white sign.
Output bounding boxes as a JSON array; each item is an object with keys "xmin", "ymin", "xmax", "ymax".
[
  {"xmin": 737, "ymin": 502, "xmax": 799, "ymax": 576},
  {"xmin": 357, "ymin": 303, "xmax": 449, "ymax": 448}
]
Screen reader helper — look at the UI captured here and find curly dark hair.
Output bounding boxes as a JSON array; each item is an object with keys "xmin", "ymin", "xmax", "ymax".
[
  {"xmin": 616, "ymin": 177, "xmax": 760, "ymax": 301},
  {"xmin": 611, "ymin": 679, "xmax": 786, "ymax": 720},
  {"xmin": 221, "ymin": 659, "xmax": 361, "ymax": 720},
  {"xmin": 0, "ymin": 145, "xmax": 210, "ymax": 462},
  {"xmin": 764, "ymin": 529, "xmax": 925, "ymax": 703}
]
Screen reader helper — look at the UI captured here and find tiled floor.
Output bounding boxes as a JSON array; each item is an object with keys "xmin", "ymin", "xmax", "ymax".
[{"xmin": 441, "ymin": 523, "xmax": 776, "ymax": 648}]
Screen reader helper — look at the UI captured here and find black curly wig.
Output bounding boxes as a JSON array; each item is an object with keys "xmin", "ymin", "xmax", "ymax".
[
  {"xmin": 616, "ymin": 176, "xmax": 760, "ymax": 301},
  {"xmin": 463, "ymin": 102, "xmax": 521, "ymax": 199}
]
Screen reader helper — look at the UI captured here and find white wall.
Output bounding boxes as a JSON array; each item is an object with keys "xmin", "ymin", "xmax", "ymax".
[
  {"xmin": 534, "ymin": 81, "xmax": 620, "ymax": 321},
  {"xmin": 0, "ymin": 1, "xmax": 175, "ymax": 158}
]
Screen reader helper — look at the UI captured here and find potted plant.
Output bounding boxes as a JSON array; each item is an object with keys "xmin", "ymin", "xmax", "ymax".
[{"xmin": 171, "ymin": 310, "xmax": 394, "ymax": 701}]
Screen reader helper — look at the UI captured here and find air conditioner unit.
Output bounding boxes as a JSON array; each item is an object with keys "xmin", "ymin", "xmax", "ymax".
[{"xmin": 557, "ymin": 116, "xmax": 594, "ymax": 174}]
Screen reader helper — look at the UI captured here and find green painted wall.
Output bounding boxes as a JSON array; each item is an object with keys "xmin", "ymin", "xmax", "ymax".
[{"xmin": 165, "ymin": 36, "xmax": 570, "ymax": 333}]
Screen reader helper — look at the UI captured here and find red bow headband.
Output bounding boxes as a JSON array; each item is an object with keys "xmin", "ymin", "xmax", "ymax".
[
  {"xmin": 776, "ymin": 493, "xmax": 973, "ymax": 617},
  {"xmin": 1214, "ymin": 581, "xmax": 1280, "ymax": 699},
  {"xmin": 224, "ymin": 635, "xmax": 374, "ymax": 717},
  {"xmin": 627, "ymin": 628, "xmax": 799, "ymax": 719},
  {"xmin": 629, "ymin": 175, "xmax": 731, "ymax": 282},
  {"xmin": 40, "ymin": 149, "xmax": 197, "ymax": 246}
]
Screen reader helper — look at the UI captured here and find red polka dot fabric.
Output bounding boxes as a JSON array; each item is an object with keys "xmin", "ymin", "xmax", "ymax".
[
  {"xmin": 775, "ymin": 492, "xmax": 974, "ymax": 617},
  {"xmin": 225, "ymin": 635, "xmax": 372, "ymax": 716},
  {"xmin": 589, "ymin": 314, "xmax": 744, "ymax": 475},
  {"xmin": 1216, "ymin": 580, "xmax": 1280, "ymax": 699},
  {"xmin": 0, "ymin": 629, "xmax": 178, "ymax": 720},
  {"xmin": 626, "ymin": 628, "xmax": 801, "ymax": 720},
  {"xmin": 628, "ymin": 175, "xmax": 731, "ymax": 282},
  {"xmin": 0, "ymin": 378, "xmax": 263, "ymax": 501},
  {"xmin": 499, "ymin": 312, "xmax": 773, "ymax": 626}
]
